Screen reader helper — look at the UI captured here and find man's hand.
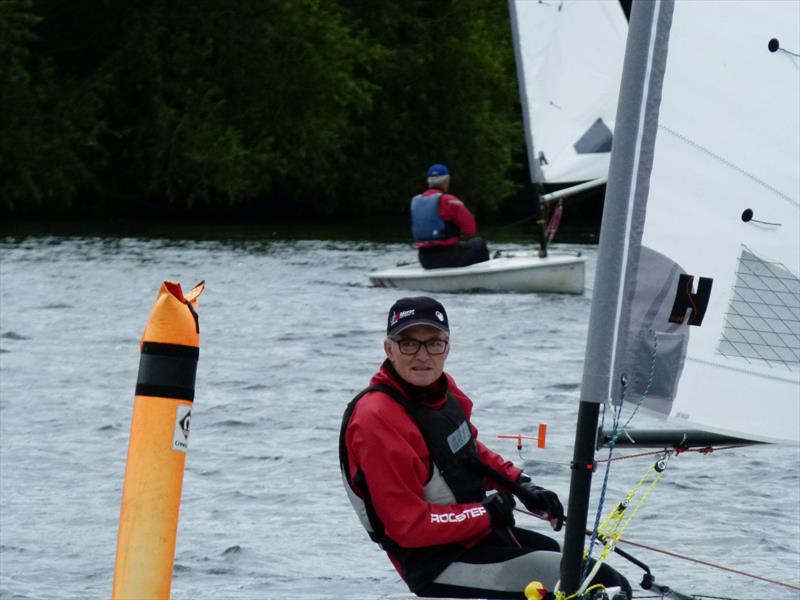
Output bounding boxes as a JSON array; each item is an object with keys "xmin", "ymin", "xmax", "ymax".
[
  {"xmin": 481, "ymin": 492, "xmax": 516, "ymax": 529},
  {"xmin": 516, "ymin": 474, "xmax": 564, "ymax": 531}
]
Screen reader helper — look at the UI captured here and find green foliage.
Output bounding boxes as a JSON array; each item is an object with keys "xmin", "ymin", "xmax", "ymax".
[
  {"xmin": 335, "ymin": 0, "xmax": 523, "ymax": 216},
  {"xmin": 0, "ymin": 0, "xmax": 525, "ymax": 220},
  {"xmin": 95, "ymin": 0, "xmax": 379, "ymax": 212},
  {"xmin": 0, "ymin": 0, "xmax": 104, "ymax": 214}
]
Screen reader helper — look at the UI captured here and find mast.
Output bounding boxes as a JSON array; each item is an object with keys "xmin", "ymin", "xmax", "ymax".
[
  {"xmin": 560, "ymin": 0, "xmax": 675, "ymax": 594},
  {"xmin": 507, "ymin": 0, "xmax": 548, "ymax": 258}
]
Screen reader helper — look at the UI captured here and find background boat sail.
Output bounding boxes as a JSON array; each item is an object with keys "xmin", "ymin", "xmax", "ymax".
[
  {"xmin": 561, "ymin": 0, "xmax": 799, "ymax": 596},
  {"xmin": 508, "ymin": 0, "xmax": 627, "ymax": 265},
  {"xmin": 509, "ymin": 0, "xmax": 627, "ymax": 191}
]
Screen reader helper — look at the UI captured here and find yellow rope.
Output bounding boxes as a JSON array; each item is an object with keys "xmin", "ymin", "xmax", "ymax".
[
  {"xmin": 591, "ymin": 456, "xmax": 667, "ymax": 562},
  {"xmin": 555, "ymin": 455, "xmax": 669, "ymax": 599},
  {"xmin": 554, "ymin": 583, "xmax": 607, "ymax": 600}
]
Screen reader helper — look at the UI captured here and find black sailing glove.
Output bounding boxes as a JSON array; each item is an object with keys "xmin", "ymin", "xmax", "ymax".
[
  {"xmin": 481, "ymin": 491, "xmax": 516, "ymax": 529},
  {"xmin": 516, "ymin": 473, "xmax": 564, "ymax": 531}
]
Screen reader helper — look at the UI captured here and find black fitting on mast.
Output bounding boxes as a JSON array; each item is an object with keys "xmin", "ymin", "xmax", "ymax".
[{"xmin": 570, "ymin": 459, "xmax": 597, "ymax": 471}]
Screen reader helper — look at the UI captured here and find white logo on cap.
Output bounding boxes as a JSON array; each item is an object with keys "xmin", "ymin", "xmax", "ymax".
[
  {"xmin": 399, "ymin": 309, "xmax": 415, "ymax": 319},
  {"xmin": 435, "ymin": 311, "xmax": 444, "ymax": 322}
]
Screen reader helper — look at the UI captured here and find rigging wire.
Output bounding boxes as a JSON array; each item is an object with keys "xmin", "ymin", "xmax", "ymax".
[
  {"xmin": 596, "ymin": 444, "xmax": 751, "ymax": 463},
  {"xmin": 517, "ymin": 507, "xmax": 800, "ymax": 594},
  {"xmin": 507, "ymin": 328, "xmax": 796, "ymax": 595},
  {"xmin": 564, "ymin": 330, "xmax": 800, "ymax": 595},
  {"xmin": 577, "ymin": 330, "xmax": 659, "ymax": 593},
  {"xmin": 614, "ymin": 535, "xmax": 800, "ymax": 592},
  {"xmin": 637, "ymin": 596, "xmax": 766, "ymax": 600},
  {"xmin": 513, "ymin": 446, "xmax": 798, "ymax": 595}
]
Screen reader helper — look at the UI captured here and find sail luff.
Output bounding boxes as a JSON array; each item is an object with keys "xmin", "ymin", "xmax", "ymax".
[
  {"xmin": 577, "ymin": 0, "xmax": 673, "ymax": 410},
  {"xmin": 508, "ymin": 0, "xmax": 550, "ymax": 258},
  {"xmin": 562, "ymin": 0, "xmax": 675, "ymax": 593},
  {"xmin": 508, "ymin": 0, "xmax": 545, "ymax": 185},
  {"xmin": 509, "ymin": 0, "xmax": 627, "ymax": 186}
]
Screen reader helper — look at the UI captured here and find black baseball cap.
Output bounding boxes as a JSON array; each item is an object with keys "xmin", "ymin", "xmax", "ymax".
[{"xmin": 387, "ymin": 296, "xmax": 449, "ymax": 337}]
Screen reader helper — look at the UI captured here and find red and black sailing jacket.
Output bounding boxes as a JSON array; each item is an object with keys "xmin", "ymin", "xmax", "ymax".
[{"xmin": 339, "ymin": 361, "xmax": 522, "ymax": 592}]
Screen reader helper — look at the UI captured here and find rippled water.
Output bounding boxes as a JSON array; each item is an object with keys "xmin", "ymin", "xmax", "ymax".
[{"xmin": 1, "ymin": 236, "xmax": 798, "ymax": 599}]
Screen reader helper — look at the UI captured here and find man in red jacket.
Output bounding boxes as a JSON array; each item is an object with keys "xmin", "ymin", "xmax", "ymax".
[
  {"xmin": 339, "ymin": 297, "xmax": 632, "ymax": 598},
  {"xmin": 411, "ymin": 164, "xmax": 490, "ymax": 269}
]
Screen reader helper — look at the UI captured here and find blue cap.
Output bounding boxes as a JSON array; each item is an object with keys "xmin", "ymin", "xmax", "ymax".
[{"xmin": 427, "ymin": 164, "xmax": 449, "ymax": 177}]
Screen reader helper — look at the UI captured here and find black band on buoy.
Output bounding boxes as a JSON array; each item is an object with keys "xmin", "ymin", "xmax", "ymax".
[{"xmin": 135, "ymin": 342, "xmax": 199, "ymax": 401}]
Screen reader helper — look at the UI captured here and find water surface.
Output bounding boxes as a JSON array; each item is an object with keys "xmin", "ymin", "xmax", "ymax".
[{"xmin": 1, "ymin": 236, "xmax": 797, "ymax": 599}]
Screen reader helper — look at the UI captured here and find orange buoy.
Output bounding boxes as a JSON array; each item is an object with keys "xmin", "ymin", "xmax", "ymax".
[{"xmin": 112, "ymin": 280, "xmax": 205, "ymax": 600}]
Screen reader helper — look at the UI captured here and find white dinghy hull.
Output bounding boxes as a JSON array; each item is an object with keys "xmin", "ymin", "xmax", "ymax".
[{"xmin": 369, "ymin": 253, "xmax": 585, "ymax": 294}]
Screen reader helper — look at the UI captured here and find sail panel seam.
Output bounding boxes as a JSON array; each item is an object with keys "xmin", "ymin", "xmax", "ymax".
[{"xmin": 658, "ymin": 124, "xmax": 798, "ymax": 208}]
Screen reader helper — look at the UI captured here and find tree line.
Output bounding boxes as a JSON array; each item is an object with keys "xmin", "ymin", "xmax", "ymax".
[{"xmin": 1, "ymin": 0, "xmax": 534, "ymax": 223}]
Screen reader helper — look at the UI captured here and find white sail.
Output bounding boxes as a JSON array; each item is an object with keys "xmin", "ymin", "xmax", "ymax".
[
  {"xmin": 606, "ymin": 1, "xmax": 800, "ymax": 445},
  {"xmin": 563, "ymin": 0, "xmax": 798, "ymax": 592},
  {"xmin": 509, "ymin": 0, "xmax": 627, "ymax": 184}
]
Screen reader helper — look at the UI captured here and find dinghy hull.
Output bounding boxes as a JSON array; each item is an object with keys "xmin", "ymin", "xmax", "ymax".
[{"xmin": 369, "ymin": 253, "xmax": 585, "ymax": 294}]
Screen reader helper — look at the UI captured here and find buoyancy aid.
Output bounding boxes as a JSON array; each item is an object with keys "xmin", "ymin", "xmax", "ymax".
[
  {"xmin": 411, "ymin": 193, "xmax": 459, "ymax": 242},
  {"xmin": 339, "ymin": 383, "xmax": 488, "ymax": 591}
]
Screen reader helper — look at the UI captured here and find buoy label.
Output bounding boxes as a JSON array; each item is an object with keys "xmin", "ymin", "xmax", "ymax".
[{"xmin": 172, "ymin": 405, "xmax": 191, "ymax": 452}]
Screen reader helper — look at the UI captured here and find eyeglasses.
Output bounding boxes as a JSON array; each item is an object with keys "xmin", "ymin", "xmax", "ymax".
[{"xmin": 392, "ymin": 338, "xmax": 449, "ymax": 355}]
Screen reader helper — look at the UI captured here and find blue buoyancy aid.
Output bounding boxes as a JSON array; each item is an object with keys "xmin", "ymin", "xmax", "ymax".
[{"xmin": 411, "ymin": 193, "xmax": 450, "ymax": 242}]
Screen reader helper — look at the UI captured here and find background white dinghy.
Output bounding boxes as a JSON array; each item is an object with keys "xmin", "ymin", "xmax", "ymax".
[{"xmin": 368, "ymin": 251, "xmax": 585, "ymax": 294}]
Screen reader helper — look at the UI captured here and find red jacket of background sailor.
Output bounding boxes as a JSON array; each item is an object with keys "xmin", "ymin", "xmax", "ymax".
[{"xmin": 415, "ymin": 188, "xmax": 478, "ymax": 249}]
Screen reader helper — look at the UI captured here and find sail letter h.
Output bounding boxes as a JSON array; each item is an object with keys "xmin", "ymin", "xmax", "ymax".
[{"xmin": 669, "ymin": 274, "xmax": 713, "ymax": 326}]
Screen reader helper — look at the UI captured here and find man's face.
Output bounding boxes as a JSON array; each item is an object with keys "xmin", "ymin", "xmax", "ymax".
[{"xmin": 384, "ymin": 324, "xmax": 449, "ymax": 387}]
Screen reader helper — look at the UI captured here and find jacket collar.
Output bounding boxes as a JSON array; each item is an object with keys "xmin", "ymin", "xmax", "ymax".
[{"xmin": 380, "ymin": 359, "xmax": 449, "ymax": 407}]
